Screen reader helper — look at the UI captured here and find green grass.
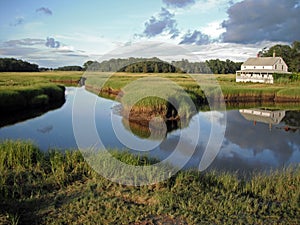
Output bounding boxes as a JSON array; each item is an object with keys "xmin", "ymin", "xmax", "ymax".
[
  {"xmin": 0, "ymin": 84, "xmax": 65, "ymax": 112},
  {"xmin": 2, "ymin": 71, "xmax": 300, "ymax": 115},
  {"xmin": 0, "ymin": 71, "xmax": 83, "ymax": 86},
  {"xmin": 0, "ymin": 140, "xmax": 299, "ymax": 224},
  {"xmin": 217, "ymin": 74, "xmax": 300, "ymax": 100},
  {"xmin": 0, "ymin": 71, "xmax": 82, "ymax": 113},
  {"xmin": 84, "ymin": 72, "xmax": 300, "ymax": 124},
  {"xmin": 85, "ymin": 72, "xmax": 300, "ymax": 105}
]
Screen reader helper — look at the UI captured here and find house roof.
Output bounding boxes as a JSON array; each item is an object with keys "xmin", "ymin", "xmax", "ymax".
[{"xmin": 242, "ymin": 57, "xmax": 282, "ymax": 66}]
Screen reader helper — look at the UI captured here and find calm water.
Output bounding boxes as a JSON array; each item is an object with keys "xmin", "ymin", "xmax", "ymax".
[{"xmin": 1, "ymin": 86, "xmax": 300, "ymax": 173}]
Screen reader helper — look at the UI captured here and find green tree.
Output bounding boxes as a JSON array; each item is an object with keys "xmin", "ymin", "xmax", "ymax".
[{"xmin": 83, "ymin": 61, "xmax": 94, "ymax": 70}]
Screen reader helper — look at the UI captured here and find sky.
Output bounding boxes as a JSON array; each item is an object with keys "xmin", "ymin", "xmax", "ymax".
[{"xmin": 0, "ymin": 0, "xmax": 299, "ymax": 67}]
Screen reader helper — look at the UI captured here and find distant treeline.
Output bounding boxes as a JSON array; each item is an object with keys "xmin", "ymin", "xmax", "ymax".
[
  {"xmin": 54, "ymin": 66, "xmax": 83, "ymax": 71},
  {"xmin": 84, "ymin": 57, "xmax": 165, "ymax": 72},
  {"xmin": 0, "ymin": 58, "xmax": 39, "ymax": 72},
  {"xmin": 118, "ymin": 60, "xmax": 183, "ymax": 73},
  {"xmin": 259, "ymin": 41, "xmax": 300, "ymax": 72},
  {"xmin": 84, "ymin": 57, "xmax": 242, "ymax": 74}
]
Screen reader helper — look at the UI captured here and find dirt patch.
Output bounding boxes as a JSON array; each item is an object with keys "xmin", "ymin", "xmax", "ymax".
[{"xmin": 130, "ymin": 215, "xmax": 188, "ymax": 225}]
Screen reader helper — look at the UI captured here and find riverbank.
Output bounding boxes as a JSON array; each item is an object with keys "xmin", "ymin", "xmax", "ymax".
[
  {"xmin": 1, "ymin": 71, "xmax": 300, "ymax": 120},
  {"xmin": 0, "ymin": 72, "xmax": 82, "ymax": 114},
  {"xmin": 84, "ymin": 72, "xmax": 300, "ymax": 125},
  {"xmin": 85, "ymin": 72, "xmax": 300, "ymax": 103},
  {"xmin": 0, "ymin": 140, "xmax": 299, "ymax": 224},
  {"xmin": 0, "ymin": 84, "xmax": 65, "ymax": 113}
]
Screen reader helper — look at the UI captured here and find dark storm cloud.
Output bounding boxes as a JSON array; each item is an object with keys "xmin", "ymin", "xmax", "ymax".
[
  {"xmin": 179, "ymin": 30, "xmax": 211, "ymax": 45},
  {"xmin": 36, "ymin": 7, "xmax": 53, "ymax": 15},
  {"xmin": 143, "ymin": 8, "xmax": 179, "ymax": 38},
  {"xmin": 162, "ymin": 0, "xmax": 196, "ymax": 8},
  {"xmin": 45, "ymin": 37, "xmax": 60, "ymax": 48},
  {"xmin": 222, "ymin": 0, "xmax": 300, "ymax": 43}
]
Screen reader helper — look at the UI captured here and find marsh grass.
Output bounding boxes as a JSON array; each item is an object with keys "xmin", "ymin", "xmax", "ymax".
[
  {"xmin": 0, "ymin": 84, "xmax": 65, "ymax": 112},
  {"xmin": 86, "ymin": 73, "xmax": 300, "ymax": 114},
  {"xmin": 218, "ymin": 74, "xmax": 300, "ymax": 100},
  {"xmin": 0, "ymin": 72, "xmax": 80, "ymax": 113},
  {"xmin": 0, "ymin": 140, "xmax": 299, "ymax": 224}
]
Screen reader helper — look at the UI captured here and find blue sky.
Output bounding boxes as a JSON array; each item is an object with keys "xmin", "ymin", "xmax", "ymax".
[{"xmin": 0, "ymin": 0, "xmax": 299, "ymax": 67}]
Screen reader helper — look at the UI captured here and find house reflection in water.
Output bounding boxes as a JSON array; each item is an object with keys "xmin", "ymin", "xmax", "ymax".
[{"xmin": 239, "ymin": 109, "xmax": 286, "ymax": 130}]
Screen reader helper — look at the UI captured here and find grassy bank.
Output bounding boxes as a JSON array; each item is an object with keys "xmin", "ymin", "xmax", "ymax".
[
  {"xmin": 84, "ymin": 72, "xmax": 300, "ymax": 125},
  {"xmin": 0, "ymin": 140, "xmax": 299, "ymax": 224},
  {"xmin": 217, "ymin": 74, "xmax": 300, "ymax": 102},
  {"xmin": 0, "ymin": 71, "xmax": 83, "ymax": 86},
  {"xmin": 0, "ymin": 84, "xmax": 65, "ymax": 113},
  {"xmin": 0, "ymin": 72, "xmax": 82, "ymax": 113},
  {"xmin": 85, "ymin": 72, "xmax": 300, "ymax": 105},
  {"xmin": 84, "ymin": 72, "xmax": 300, "ymax": 101}
]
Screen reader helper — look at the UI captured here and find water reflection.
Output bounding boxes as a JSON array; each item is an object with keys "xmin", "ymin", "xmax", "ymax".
[
  {"xmin": 0, "ymin": 87, "xmax": 299, "ymax": 175},
  {"xmin": 215, "ymin": 109, "xmax": 300, "ymax": 173},
  {"xmin": 239, "ymin": 108, "xmax": 286, "ymax": 130},
  {"xmin": 121, "ymin": 116, "xmax": 191, "ymax": 140},
  {"xmin": 37, "ymin": 125, "xmax": 54, "ymax": 134},
  {"xmin": 0, "ymin": 100, "xmax": 65, "ymax": 128}
]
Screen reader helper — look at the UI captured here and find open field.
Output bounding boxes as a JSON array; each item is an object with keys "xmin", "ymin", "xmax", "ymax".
[
  {"xmin": 0, "ymin": 71, "xmax": 83, "ymax": 86},
  {"xmin": 0, "ymin": 140, "xmax": 299, "ymax": 224}
]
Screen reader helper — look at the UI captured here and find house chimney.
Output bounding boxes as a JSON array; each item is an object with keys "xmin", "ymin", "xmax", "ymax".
[{"xmin": 273, "ymin": 50, "xmax": 276, "ymax": 57}]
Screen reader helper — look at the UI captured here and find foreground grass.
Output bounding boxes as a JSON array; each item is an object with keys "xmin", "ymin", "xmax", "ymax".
[{"xmin": 0, "ymin": 140, "xmax": 299, "ymax": 224}]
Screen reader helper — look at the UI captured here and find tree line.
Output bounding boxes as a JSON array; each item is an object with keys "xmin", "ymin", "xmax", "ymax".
[
  {"xmin": 54, "ymin": 66, "xmax": 83, "ymax": 71},
  {"xmin": 118, "ymin": 60, "xmax": 183, "ymax": 73},
  {"xmin": 84, "ymin": 57, "xmax": 242, "ymax": 74},
  {"xmin": 0, "ymin": 58, "xmax": 39, "ymax": 72}
]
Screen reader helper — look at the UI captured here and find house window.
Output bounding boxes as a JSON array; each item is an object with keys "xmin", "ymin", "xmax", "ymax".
[
  {"xmin": 275, "ymin": 65, "xmax": 277, "ymax": 70},
  {"xmin": 282, "ymin": 65, "xmax": 284, "ymax": 70}
]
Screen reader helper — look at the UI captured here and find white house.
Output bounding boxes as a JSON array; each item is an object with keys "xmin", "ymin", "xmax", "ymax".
[{"xmin": 236, "ymin": 53, "xmax": 291, "ymax": 84}]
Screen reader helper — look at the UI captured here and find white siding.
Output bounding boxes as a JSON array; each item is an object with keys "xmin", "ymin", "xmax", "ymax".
[
  {"xmin": 241, "ymin": 65, "xmax": 273, "ymax": 70},
  {"xmin": 273, "ymin": 62, "xmax": 288, "ymax": 72}
]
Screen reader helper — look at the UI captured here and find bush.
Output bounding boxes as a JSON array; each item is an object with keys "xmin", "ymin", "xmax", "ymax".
[{"xmin": 274, "ymin": 73, "xmax": 300, "ymax": 83}]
